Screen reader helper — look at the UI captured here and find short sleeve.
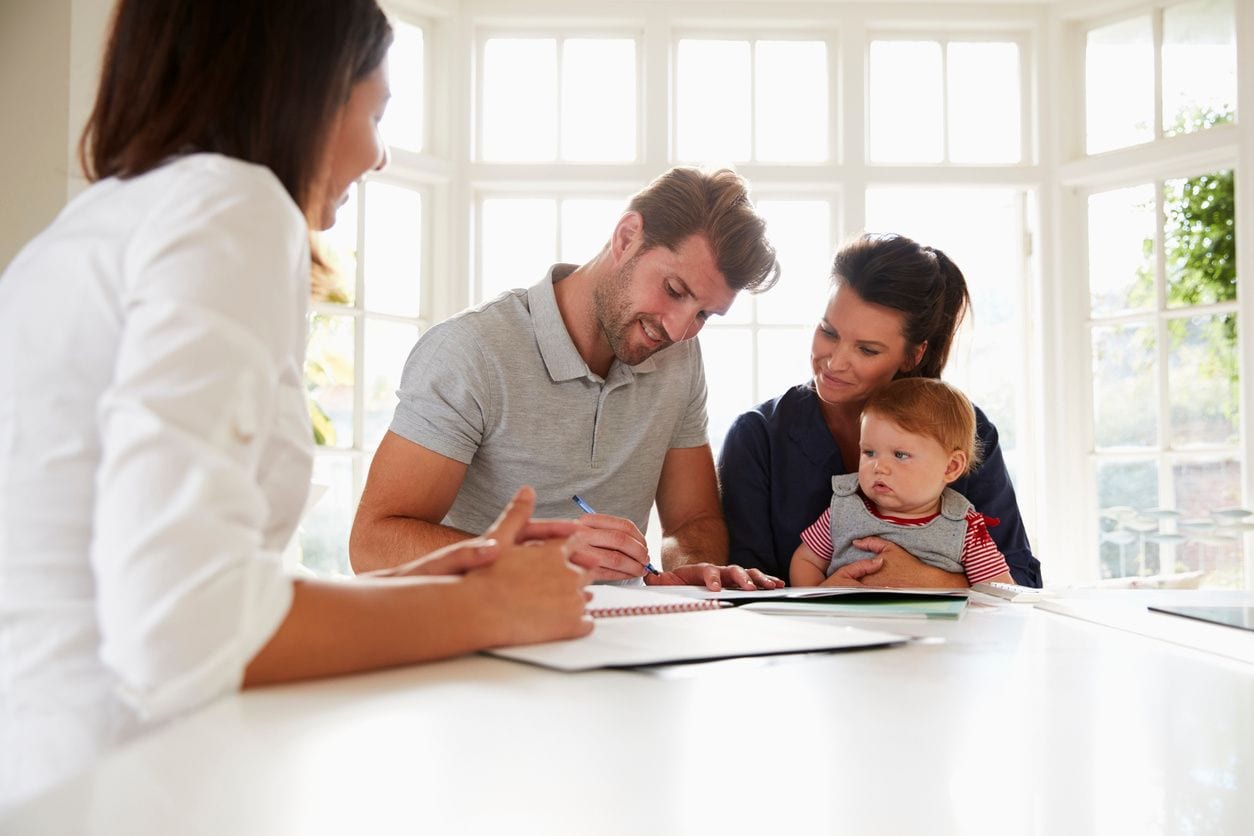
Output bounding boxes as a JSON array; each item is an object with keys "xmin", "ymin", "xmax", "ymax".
[
  {"xmin": 389, "ymin": 319, "xmax": 493, "ymax": 464},
  {"xmin": 668, "ymin": 339, "xmax": 709, "ymax": 449}
]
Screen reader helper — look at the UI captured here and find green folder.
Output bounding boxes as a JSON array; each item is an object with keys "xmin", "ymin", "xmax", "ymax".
[{"xmin": 741, "ymin": 591, "xmax": 968, "ymax": 620}]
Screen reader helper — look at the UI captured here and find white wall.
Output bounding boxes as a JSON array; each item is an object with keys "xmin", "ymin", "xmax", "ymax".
[
  {"xmin": 0, "ymin": 0, "xmax": 110, "ymax": 271},
  {"xmin": 0, "ymin": 0, "xmax": 72, "ymax": 271}
]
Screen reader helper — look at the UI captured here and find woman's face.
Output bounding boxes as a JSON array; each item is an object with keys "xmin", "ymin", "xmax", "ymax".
[
  {"xmin": 312, "ymin": 62, "xmax": 391, "ymax": 231},
  {"xmin": 810, "ymin": 283, "xmax": 923, "ymax": 408}
]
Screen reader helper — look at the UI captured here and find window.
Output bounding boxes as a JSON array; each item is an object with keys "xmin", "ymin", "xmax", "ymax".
[
  {"xmin": 1074, "ymin": 0, "xmax": 1242, "ymax": 588},
  {"xmin": 869, "ymin": 38, "xmax": 1023, "ymax": 164},
  {"xmin": 675, "ymin": 37, "xmax": 829, "ymax": 163},
  {"xmin": 1087, "ymin": 171, "xmax": 1241, "ymax": 586},
  {"xmin": 300, "ymin": 20, "xmax": 433, "ymax": 574},
  {"xmin": 1085, "ymin": 0, "xmax": 1236, "ymax": 154},
  {"xmin": 478, "ymin": 36, "xmax": 638, "ymax": 162}
]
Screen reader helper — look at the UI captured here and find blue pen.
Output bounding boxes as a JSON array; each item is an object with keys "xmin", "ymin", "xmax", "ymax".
[{"xmin": 571, "ymin": 494, "xmax": 660, "ymax": 575}]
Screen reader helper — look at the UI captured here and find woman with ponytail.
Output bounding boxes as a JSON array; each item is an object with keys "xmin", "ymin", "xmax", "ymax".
[{"xmin": 717, "ymin": 233, "xmax": 1040, "ymax": 587}]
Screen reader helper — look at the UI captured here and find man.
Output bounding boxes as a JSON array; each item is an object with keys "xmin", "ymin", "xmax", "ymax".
[{"xmin": 350, "ymin": 167, "xmax": 781, "ymax": 589}]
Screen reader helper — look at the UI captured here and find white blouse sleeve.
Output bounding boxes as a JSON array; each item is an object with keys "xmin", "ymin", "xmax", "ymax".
[{"xmin": 89, "ymin": 161, "xmax": 308, "ymax": 723}]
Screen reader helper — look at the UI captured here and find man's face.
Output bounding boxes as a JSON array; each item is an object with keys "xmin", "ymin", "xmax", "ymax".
[{"xmin": 593, "ymin": 234, "xmax": 738, "ymax": 367}]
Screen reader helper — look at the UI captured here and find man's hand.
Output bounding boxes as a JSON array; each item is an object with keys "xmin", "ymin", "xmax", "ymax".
[
  {"xmin": 569, "ymin": 512, "xmax": 655, "ymax": 581},
  {"xmin": 645, "ymin": 563, "xmax": 785, "ymax": 591}
]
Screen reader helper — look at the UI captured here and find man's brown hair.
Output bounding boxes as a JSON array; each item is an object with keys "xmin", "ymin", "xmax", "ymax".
[{"xmin": 626, "ymin": 167, "xmax": 779, "ymax": 293}]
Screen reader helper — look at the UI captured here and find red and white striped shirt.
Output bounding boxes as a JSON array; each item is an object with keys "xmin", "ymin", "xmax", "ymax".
[{"xmin": 799, "ymin": 498, "xmax": 1009, "ymax": 585}]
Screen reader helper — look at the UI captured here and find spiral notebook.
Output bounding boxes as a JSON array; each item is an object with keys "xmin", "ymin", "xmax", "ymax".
[
  {"xmin": 588, "ymin": 585, "xmax": 730, "ymax": 618},
  {"xmin": 487, "ymin": 585, "xmax": 907, "ymax": 671}
]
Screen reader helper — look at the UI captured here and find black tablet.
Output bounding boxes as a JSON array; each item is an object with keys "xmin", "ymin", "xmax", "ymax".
[{"xmin": 1148, "ymin": 605, "xmax": 1254, "ymax": 632}]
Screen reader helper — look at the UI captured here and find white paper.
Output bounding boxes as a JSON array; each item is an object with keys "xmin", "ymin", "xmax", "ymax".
[{"xmin": 485, "ymin": 607, "xmax": 908, "ymax": 671}]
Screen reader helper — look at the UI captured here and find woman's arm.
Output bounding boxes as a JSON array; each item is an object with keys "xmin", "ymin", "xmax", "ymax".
[
  {"xmin": 717, "ymin": 413, "xmax": 782, "ymax": 576},
  {"xmin": 955, "ymin": 409, "xmax": 1042, "ymax": 587}
]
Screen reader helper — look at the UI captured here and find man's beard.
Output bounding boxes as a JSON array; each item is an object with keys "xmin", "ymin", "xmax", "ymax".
[{"xmin": 593, "ymin": 252, "xmax": 673, "ymax": 367}]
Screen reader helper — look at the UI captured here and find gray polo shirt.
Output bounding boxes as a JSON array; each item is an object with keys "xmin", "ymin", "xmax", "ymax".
[{"xmin": 389, "ymin": 265, "xmax": 709, "ymax": 535}]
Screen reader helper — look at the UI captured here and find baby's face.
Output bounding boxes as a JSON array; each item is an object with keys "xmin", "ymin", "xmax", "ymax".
[{"xmin": 857, "ymin": 414, "xmax": 963, "ymax": 519}]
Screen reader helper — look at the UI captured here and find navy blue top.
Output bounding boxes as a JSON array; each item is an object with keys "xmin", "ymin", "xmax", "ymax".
[{"xmin": 717, "ymin": 383, "xmax": 1042, "ymax": 587}]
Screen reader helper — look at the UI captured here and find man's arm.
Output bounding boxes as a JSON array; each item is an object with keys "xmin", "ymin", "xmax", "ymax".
[
  {"xmin": 348, "ymin": 431, "xmax": 473, "ymax": 573},
  {"xmin": 648, "ymin": 445, "xmax": 783, "ymax": 591},
  {"xmin": 654, "ymin": 444, "xmax": 727, "ymax": 569}
]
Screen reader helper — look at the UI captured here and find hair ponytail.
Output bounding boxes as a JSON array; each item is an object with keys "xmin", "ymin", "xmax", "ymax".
[{"xmin": 831, "ymin": 233, "xmax": 972, "ymax": 380}]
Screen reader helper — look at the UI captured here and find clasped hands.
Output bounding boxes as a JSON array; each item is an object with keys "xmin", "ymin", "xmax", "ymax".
[{"xmin": 368, "ymin": 488, "xmax": 782, "ymax": 592}]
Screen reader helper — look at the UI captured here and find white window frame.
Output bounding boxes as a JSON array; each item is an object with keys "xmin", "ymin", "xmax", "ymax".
[{"xmin": 1048, "ymin": 0, "xmax": 1252, "ymax": 585}]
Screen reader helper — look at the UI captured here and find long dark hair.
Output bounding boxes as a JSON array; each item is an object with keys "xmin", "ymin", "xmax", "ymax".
[
  {"xmin": 80, "ymin": 0, "xmax": 392, "ymax": 216},
  {"xmin": 831, "ymin": 232, "xmax": 971, "ymax": 379}
]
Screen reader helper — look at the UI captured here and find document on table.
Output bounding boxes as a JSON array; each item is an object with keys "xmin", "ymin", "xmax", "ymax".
[
  {"xmin": 740, "ymin": 593, "xmax": 967, "ymax": 620},
  {"xmin": 646, "ymin": 586, "xmax": 969, "ymax": 603},
  {"xmin": 486, "ymin": 587, "xmax": 909, "ymax": 671}
]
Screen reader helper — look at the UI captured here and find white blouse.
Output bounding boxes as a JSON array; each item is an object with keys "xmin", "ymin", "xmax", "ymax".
[{"xmin": 0, "ymin": 154, "xmax": 312, "ymax": 808}]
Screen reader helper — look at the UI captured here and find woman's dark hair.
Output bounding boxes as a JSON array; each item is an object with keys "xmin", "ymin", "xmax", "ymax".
[
  {"xmin": 831, "ymin": 232, "xmax": 971, "ymax": 379},
  {"xmin": 80, "ymin": 0, "xmax": 392, "ymax": 215}
]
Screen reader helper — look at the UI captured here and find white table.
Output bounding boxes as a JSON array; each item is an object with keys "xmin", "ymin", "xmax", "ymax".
[{"xmin": 3, "ymin": 590, "xmax": 1253, "ymax": 835}]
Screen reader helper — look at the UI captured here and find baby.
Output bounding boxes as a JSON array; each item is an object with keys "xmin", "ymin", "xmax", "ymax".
[{"xmin": 791, "ymin": 377, "xmax": 1015, "ymax": 587}]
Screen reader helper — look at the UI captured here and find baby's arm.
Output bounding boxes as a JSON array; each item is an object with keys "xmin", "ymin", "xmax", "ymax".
[
  {"xmin": 962, "ymin": 510, "xmax": 1014, "ymax": 585},
  {"xmin": 790, "ymin": 541, "xmax": 830, "ymax": 586}
]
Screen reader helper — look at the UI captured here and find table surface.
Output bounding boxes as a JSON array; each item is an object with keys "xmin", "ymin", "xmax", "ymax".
[{"xmin": 3, "ymin": 589, "xmax": 1253, "ymax": 836}]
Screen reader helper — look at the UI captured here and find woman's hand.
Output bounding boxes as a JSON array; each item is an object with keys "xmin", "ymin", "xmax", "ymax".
[
  {"xmin": 831, "ymin": 537, "xmax": 969, "ymax": 588},
  {"xmin": 366, "ymin": 486, "xmax": 585, "ymax": 578}
]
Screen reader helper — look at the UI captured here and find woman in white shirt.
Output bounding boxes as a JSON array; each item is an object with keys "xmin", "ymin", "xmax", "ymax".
[{"xmin": 0, "ymin": 0, "xmax": 593, "ymax": 808}]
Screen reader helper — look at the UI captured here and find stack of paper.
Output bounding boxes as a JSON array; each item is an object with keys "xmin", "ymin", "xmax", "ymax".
[{"xmin": 486, "ymin": 586, "xmax": 909, "ymax": 671}]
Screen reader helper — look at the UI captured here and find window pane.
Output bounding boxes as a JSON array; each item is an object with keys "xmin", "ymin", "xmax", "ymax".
[
  {"xmin": 1168, "ymin": 313, "xmax": 1238, "ymax": 447},
  {"xmin": 755, "ymin": 40, "xmax": 828, "ymax": 162},
  {"xmin": 677, "ymin": 40, "xmax": 751, "ymax": 163},
  {"xmin": 1164, "ymin": 170, "xmax": 1236, "ymax": 309},
  {"xmin": 480, "ymin": 198, "xmax": 556, "ymax": 302},
  {"xmin": 306, "ymin": 314, "xmax": 356, "ymax": 448},
  {"xmin": 380, "ymin": 22, "xmax": 424, "ymax": 152},
  {"xmin": 1163, "ymin": 0, "xmax": 1236, "ymax": 137},
  {"xmin": 300, "ymin": 456, "xmax": 353, "ymax": 576},
  {"xmin": 757, "ymin": 327, "xmax": 812, "ymax": 398},
  {"xmin": 698, "ymin": 327, "xmax": 754, "ymax": 454},
  {"xmin": 1091, "ymin": 323, "xmax": 1157, "ymax": 449},
  {"xmin": 364, "ymin": 182, "xmax": 422, "ymax": 318},
  {"xmin": 1087, "ymin": 184, "xmax": 1155, "ymax": 317},
  {"xmin": 363, "ymin": 319, "xmax": 420, "ymax": 452},
  {"xmin": 754, "ymin": 200, "xmax": 831, "ymax": 325},
  {"xmin": 868, "ymin": 41, "xmax": 943, "ymax": 163},
  {"xmin": 1085, "ymin": 16, "xmax": 1153, "ymax": 154},
  {"xmin": 865, "ymin": 187, "xmax": 1025, "ymax": 450},
  {"xmin": 947, "ymin": 42, "xmax": 1021, "ymax": 163},
  {"xmin": 562, "ymin": 39, "xmax": 636, "ymax": 161},
  {"xmin": 313, "ymin": 185, "xmax": 358, "ymax": 306},
  {"xmin": 1173, "ymin": 457, "xmax": 1245, "ymax": 587},
  {"xmin": 1095, "ymin": 459, "xmax": 1159, "ymax": 579},
  {"xmin": 482, "ymin": 39, "xmax": 556, "ymax": 161},
  {"xmin": 560, "ymin": 199, "xmax": 625, "ymax": 263}
]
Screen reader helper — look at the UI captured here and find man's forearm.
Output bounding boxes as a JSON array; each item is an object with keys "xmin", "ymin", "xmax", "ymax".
[
  {"xmin": 659, "ymin": 513, "xmax": 729, "ymax": 571},
  {"xmin": 348, "ymin": 517, "xmax": 474, "ymax": 573}
]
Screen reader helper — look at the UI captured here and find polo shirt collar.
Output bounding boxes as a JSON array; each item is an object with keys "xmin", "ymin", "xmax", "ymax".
[{"xmin": 527, "ymin": 264, "xmax": 659, "ymax": 384}]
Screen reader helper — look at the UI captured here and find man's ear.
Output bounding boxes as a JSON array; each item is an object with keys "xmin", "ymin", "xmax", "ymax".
[
  {"xmin": 610, "ymin": 211, "xmax": 644, "ymax": 264},
  {"xmin": 902, "ymin": 340, "xmax": 928, "ymax": 373},
  {"xmin": 943, "ymin": 450, "xmax": 968, "ymax": 484}
]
